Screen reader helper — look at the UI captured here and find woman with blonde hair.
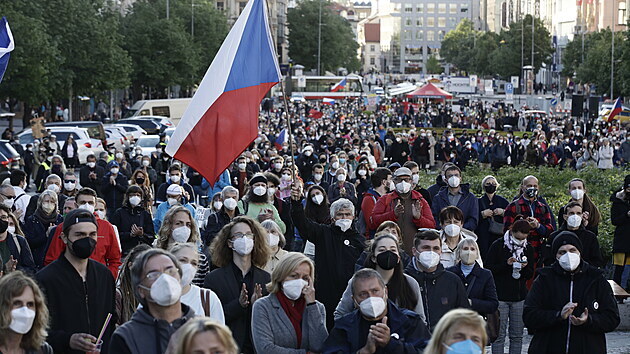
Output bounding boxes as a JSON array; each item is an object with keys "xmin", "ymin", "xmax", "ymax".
[
  {"xmin": 169, "ymin": 243, "xmax": 225, "ymax": 323},
  {"xmin": 251, "ymin": 253, "xmax": 327, "ymax": 353},
  {"xmin": 203, "ymin": 216, "xmax": 271, "ymax": 354},
  {"xmin": 166, "ymin": 318, "xmax": 238, "ymax": 354},
  {"xmin": 260, "ymin": 219, "xmax": 292, "ymax": 274},
  {"xmin": 0, "ymin": 271, "xmax": 52, "ymax": 354},
  {"xmin": 424, "ymin": 308, "xmax": 488, "ymax": 354},
  {"xmin": 156, "ymin": 205, "xmax": 209, "ymax": 286}
]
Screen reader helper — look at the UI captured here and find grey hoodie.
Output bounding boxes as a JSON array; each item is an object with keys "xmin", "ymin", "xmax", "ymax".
[{"xmin": 109, "ymin": 304, "xmax": 195, "ymax": 354}]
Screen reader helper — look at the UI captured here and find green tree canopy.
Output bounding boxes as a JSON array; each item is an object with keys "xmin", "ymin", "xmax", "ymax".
[
  {"xmin": 287, "ymin": 0, "xmax": 360, "ymax": 73},
  {"xmin": 426, "ymin": 55, "xmax": 443, "ymax": 74}
]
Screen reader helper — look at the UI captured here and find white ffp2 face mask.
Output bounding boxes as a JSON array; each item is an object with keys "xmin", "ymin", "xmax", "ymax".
[
  {"xmin": 357, "ymin": 296, "xmax": 386, "ymax": 319},
  {"xmin": 418, "ymin": 251, "xmax": 441, "ymax": 269},
  {"xmin": 180, "ymin": 263, "xmax": 197, "ymax": 286},
  {"xmin": 567, "ymin": 214, "xmax": 582, "ymax": 228},
  {"xmin": 233, "ymin": 237, "xmax": 254, "ymax": 255},
  {"xmin": 9, "ymin": 306, "xmax": 36, "ymax": 334},
  {"xmin": 253, "ymin": 186, "xmax": 267, "ymax": 196},
  {"xmin": 559, "ymin": 252, "xmax": 581, "ymax": 272},
  {"xmin": 268, "ymin": 233, "xmax": 280, "ymax": 247},
  {"xmin": 146, "ymin": 273, "xmax": 182, "ymax": 306},
  {"xmin": 447, "ymin": 176, "xmax": 461, "ymax": 188},
  {"xmin": 444, "ymin": 224, "xmax": 461, "ymax": 237},
  {"xmin": 171, "ymin": 226, "xmax": 191, "ymax": 243},
  {"xmin": 312, "ymin": 194, "xmax": 324, "ymax": 205},
  {"xmin": 282, "ymin": 279, "xmax": 307, "ymax": 300},
  {"xmin": 223, "ymin": 198, "xmax": 237, "ymax": 210},
  {"xmin": 570, "ymin": 189, "xmax": 585, "ymax": 200},
  {"xmin": 129, "ymin": 196, "xmax": 142, "ymax": 207},
  {"xmin": 335, "ymin": 219, "xmax": 352, "ymax": 232},
  {"xmin": 396, "ymin": 181, "xmax": 411, "ymax": 194}
]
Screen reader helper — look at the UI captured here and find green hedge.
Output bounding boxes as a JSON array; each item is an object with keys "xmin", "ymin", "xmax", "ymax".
[{"xmin": 416, "ymin": 165, "xmax": 627, "ymax": 260}]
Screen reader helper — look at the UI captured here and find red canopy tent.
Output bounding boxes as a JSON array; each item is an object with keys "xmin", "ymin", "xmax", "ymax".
[{"xmin": 406, "ymin": 82, "xmax": 453, "ymax": 99}]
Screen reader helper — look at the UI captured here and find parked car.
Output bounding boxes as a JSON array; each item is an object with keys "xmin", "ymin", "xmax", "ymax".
[
  {"xmin": 116, "ymin": 118, "xmax": 162, "ymax": 135},
  {"xmin": 46, "ymin": 121, "xmax": 107, "ymax": 148},
  {"xmin": 17, "ymin": 127, "xmax": 99, "ymax": 164},
  {"xmin": 135, "ymin": 135, "xmax": 161, "ymax": 156},
  {"xmin": 105, "ymin": 128, "xmax": 130, "ymax": 151},
  {"xmin": 131, "ymin": 116, "xmax": 174, "ymax": 132},
  {"xmin": 110, "ymin": 123, "xmax": 146, "ymax": 142},
  {"xmin": 0, "ymin": 140, "xmax": 20, "ymax": 172}
]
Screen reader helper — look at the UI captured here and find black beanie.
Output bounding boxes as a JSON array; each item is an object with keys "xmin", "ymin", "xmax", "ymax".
[
  {"xmin": 551, "ymin": 231, "xmax": 583, "ymax": 256},
  {"xmin": 249, "ymin": 174, "xmax": 267, "ymax": 186}
]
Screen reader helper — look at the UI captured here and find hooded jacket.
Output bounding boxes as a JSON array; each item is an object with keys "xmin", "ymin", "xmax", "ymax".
[
  {"xmin": 431, "ymin": 183, "xmax": 480, "ymax": 231},
  {"xmin": 523, "ymin": 262, "xmax": 620, "ymax": 354},
  {"xmin": 426, "ymin": 174, "xmax": 447, "ymax": 199},
  {"xmin": 405, "ymin": 261, "xmax": 469, "ymax": 331},
  {"xmin": 109, "ymin": 304, "xmax": 195, "ymax": 354}
]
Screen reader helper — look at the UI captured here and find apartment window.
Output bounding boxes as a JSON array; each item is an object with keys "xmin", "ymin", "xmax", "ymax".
[
  {"xmin": 370, "ymin": 44, "xmax": 376, "ymax": 52},
  {"xmin": 427, "ymin": 17, "xmax": 435, "ymax": 26},
  {"xmin": 417, "ymin": 18, "xmax": 423, "ymax": 26},
  {"xmin": 406, "ymin": 18, "xmax": 412, "ymax": 26},
  {"xmin": 427, "ymin": 3, "xmax": 435, "ymax": 13},
  {"xmin": 405, "ymin": 4, "xmax": 413, "ymax": 12},
  {"xmin": 438, "ymin": 17, "xmax": 446, "ymax": 27},
  {"xmin": 438, "ymin": 30, "xmax": 446, "ymax": 40},
  {"xmin": 216, "ymin": 1, "xmax": 224, "ymax": 10},
  {"xmin": 501, "ymin": 2, "xmax": 507, "ymax": 27},
  {"xmin": 404, "ymin": 30, "xmax": 412, "ymax": 40},
  {"xmin": 618, "ymin": 1, "xmax": 626, "ymax": 25},
  {"xmin": 239, "ymin": 1, "xmax": 247, "ymax": 13},
  {"xmin": 449, "ymin": 17, "xmax": 458, "ymax": 26},
  {"xmin": 427, "ymin": 30, "xmax": 435, "ymax": 41},
  {"xmin": 370, "ymin": 57, "xmax": 376, "ymax": 65},
  {"xmin": 438, "ymin": 3, "xmax": 446, "ymax": 13},
  {"xmin": 450, "ymin": 3, "xmax": 457, "ymax": 13},
  {"xmin": 416, "ymin": 30, "xmax": 424, "ymax": 40},
  {"xmin": 416, "ymin": 4, "xmax": 423, "ymax": 12}
]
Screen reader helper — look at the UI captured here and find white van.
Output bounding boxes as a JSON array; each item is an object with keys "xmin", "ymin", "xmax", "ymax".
[{"xmin": 123, "ymin": 98, "xmax": 191, "ymax": 126}]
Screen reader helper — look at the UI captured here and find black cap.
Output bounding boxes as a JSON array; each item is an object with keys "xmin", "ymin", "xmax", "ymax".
[
  {"xmin": 551, "ymin": 231, "xmax": 583, "ymax": 255},
  {"xmin": 249, "ymin": 173, "xmax": 267, "ymax": 186},
  {"xmin": 63, "ymin": 209, "xmax": 98, "ymax": 235}
]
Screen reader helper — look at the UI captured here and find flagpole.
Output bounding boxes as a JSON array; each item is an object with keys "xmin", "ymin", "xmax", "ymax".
[{"xmin": 263, "ymin": 0, "xmax": 298, "ymax": 181}]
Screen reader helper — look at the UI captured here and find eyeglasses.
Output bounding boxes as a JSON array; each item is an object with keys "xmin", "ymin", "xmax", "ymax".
[
  {"xmin": 145, "ymin": 267, "xmax": 179, "ymax": 282},
  {"xmin": 64, "ymin": 180, "xmax": 76, "ymax": 184},
  {"xmin": 232, "ymin": 232, "xmax": 254, "ymax": 239}
]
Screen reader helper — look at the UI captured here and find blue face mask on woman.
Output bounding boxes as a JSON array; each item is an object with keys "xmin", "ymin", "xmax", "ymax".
[{"xmin": 444, "ymin": 339, "xmax": 482, "ymax": 354}]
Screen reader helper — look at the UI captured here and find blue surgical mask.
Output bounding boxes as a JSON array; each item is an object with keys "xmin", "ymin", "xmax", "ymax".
[{"xmin": 444, "ymin": 339, "xmax": 482, "ymax": 354}]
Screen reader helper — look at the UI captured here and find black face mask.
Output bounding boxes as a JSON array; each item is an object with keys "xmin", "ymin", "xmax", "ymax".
[
  {"xmin": 136, "ymin": 178, "xmax": 145, "ymax": 185},
  {"xmin": 376, "ymin": 250, "xmax": 399, "ymax": 270},
  {"xmin": 524, "ymin": 187, "xmax": 538, "ymax": 199},
  {"xmin": 69, "ymin": 238, "xmax": 97, "ymax": 259},
  {"xmin": 484, "ymin": 185, "xmax": 497, "ymax": 194},
  {"xmin": 0, "ymin": 219, "xmax": 8, "ymax": 234}
]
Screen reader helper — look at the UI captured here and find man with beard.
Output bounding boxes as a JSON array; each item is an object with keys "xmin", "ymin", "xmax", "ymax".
[
  {"xmin": 360, "ymin": 167, "xmax": 393, "ymax": 238},
  {"xmin": 372, "ymin": 167, "xmax": 435, "ymax": 255},
  {"xmin": 237, "ymin": 174, "xmax": 286, "ymax": 234}
]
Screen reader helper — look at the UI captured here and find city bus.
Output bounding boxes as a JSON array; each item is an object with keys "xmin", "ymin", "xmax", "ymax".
[{"xmin": 288, "ymin": 74, "xmax": 365, "ymax": 100}]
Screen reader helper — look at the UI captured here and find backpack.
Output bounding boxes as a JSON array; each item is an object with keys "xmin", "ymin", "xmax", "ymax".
[{"xmin": 356, "ymin": 194, "xmax": 377, "ymax": 238}]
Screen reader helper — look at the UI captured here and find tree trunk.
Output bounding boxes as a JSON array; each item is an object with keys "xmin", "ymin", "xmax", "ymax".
[{"xmin": 68, "ymin": 88, "xmax": 73, "ymax": 121}]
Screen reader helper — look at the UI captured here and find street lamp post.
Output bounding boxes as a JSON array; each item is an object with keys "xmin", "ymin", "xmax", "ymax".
[
  {"xmin": 167, "ymin": 0, "xmax": 170, "ymax": 19},
  {"xmin": 317, "ymin": 0, "xmax": 322, "ymax": 75},
  {"xmin": 611, "ymin": 0, "xmax": 615, "ymax": 99}
]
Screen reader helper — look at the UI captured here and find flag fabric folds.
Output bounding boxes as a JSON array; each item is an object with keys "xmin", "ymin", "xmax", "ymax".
[
  {"xmin": 330, "ymin": 78, "xmax": 346, "ymax": 92},
  {"xmin": 166, "ymin": 0, "xmax": 281, "ymax": 183},
  {"xmin": 0, "ymin": 17, "xmax": 14, "ymax": 84},
  {"xmin": 274, "ymin": 129, "xmax": 287, "ymax": 150},
  {"xmin": 322, "ymin": 98, "xmax": 335, "ymax": 105},
  {"xmin": 607, "ymin": 97, "xmax": 623, "ymax": 122}
]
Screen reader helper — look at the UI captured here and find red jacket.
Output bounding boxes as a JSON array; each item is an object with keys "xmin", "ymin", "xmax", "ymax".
[
  {"xmin": 44, "ymin": 217, "xmax": 122, "ymax": 278},
  {"xmin": 371, "ymin": 190, "xmax": 435, "ymax": 229}
]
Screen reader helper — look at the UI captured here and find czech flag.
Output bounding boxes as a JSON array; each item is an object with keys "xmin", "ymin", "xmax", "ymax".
[
  {"xmin": 274, "ymin": 129, "xmax": 287, "ymax": 150},
  {"xmin": 607, "ymin": 97, "xmax": 623, "ymax": 122},
  {"xmin": 331, "ymin": 78, "xmax": 347, "ymax": 92},
  {"xmin": 308, "ymin": 109, "xmax": 323, "ymax": 119},
  {"xmin": 0, "ymin": 17, "xmax": 14, "ymax": 84},
  {"xmin": 322, "ymin": 98, "xmax": 335, "ymax": 105},
  {"xmin": 166, "ymin": 0, "xmax": 281, "ymax": 183}
]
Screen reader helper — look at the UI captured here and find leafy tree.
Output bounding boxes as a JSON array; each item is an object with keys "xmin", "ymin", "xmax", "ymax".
[
  {"xmin": 287, "ymin": 0, "xmax": 360, "ymax": 73},
  {"xmin": 40, "ymin": 0, "xmax": 131, "ymax": 99},
  {"xmin": 426, "ymin": 55, "xmax": 443, "ymax": 74},
  {"xmin": 123, "ymin": 0, "xmax": 227, "ymax": 99},
  {"xmin": 441, "ymin": 19, "xmax": 478, "ymax": 74},
  {"xmin": 0, "ymin": 1, "xmax": 62, "ymax": 107}
]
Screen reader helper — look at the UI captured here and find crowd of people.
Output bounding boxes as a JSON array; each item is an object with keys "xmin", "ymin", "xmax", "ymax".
[{"xmin": 0, "ymin": 97, "xmax": 627, "ymax": 354}]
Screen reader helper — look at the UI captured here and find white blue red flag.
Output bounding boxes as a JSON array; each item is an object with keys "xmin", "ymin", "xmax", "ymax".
[
  {"xmin": 0, "ymin": 17, "xmax": 14, "ymax": 84},
  {"xmin": 331, "ymin": 78, "xmax": 346, "ymax": 92},
  {"xmin": 166, "ymin": 0, "xmax": 281, "ymax": 183},
  {"xmin": 274, "ymin": 129, "xmax": 287, "ymax": 150},
  {"xmin": 607, "ymin": 97, "xmax": 623, "ymax": 122},
  {"xmin": 322, "ymin": 98, "xmax": 335, "ymax": 105}
]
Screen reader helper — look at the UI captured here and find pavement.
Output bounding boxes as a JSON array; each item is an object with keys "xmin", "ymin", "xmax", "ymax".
[{"xmin": 492, "ymin": 331, "xmax": 630, "ymax": 353}]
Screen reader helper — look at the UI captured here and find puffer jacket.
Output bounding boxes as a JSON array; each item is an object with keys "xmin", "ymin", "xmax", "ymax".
[{"xmin": 523, "ymin": 262, "xmax": 620, "ymax": 354}]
